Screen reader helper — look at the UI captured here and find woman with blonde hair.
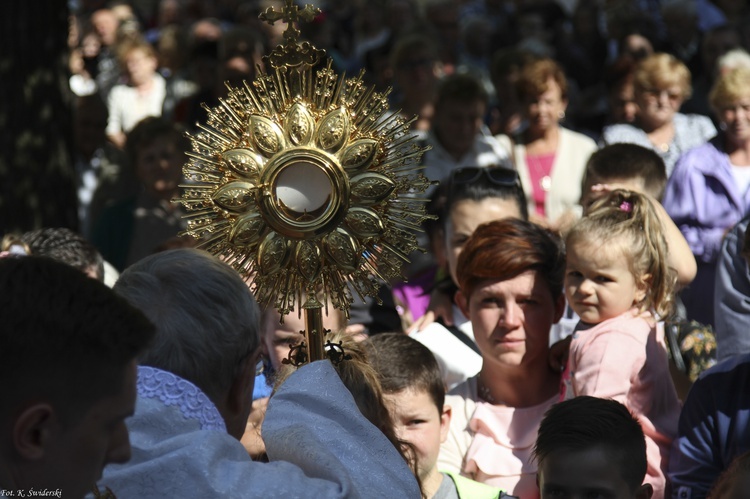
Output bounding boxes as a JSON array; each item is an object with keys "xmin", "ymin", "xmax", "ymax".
[
  {"xmin": 602, "ymin": 52, "xmax": 716, "ymax": 176},
  {"xmin": 662, "ymin": 67, "xmax": 750, "ymax": 326}
]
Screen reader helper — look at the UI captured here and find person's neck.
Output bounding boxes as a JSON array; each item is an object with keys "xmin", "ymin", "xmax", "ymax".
[
  {"xmin": 524, "ymin": 125, "xmax": 559, "ymax": 154},
  {"xmin": 133, "ymin": 75, "xmax": 155, "ymax": 93},
  {"xmin": 725, "ymin": 134, "xmax": 750, "ymax": 165},
  {"xmin": 422, "ymin": 467, "xmax": 445, "ymax": 499},
  {"xmin": 478, "ymin": 360, "xmax": 560, "ymax": 408},
  {"xmin": 435, "ymin": 131, "xmax": 470, "ymax": 162},
  {"xmin": 638, "ymin": 115, "xmax": 671, "ymax": 135}
]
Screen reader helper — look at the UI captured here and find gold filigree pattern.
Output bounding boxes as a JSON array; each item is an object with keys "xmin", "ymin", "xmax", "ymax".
[{"xmin": 175, "ymin": 0, "xmax": 432, "ymax": 318}]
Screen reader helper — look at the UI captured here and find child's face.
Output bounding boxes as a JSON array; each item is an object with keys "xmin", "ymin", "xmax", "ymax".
[
  {"xmin": 382, "ymin": 388, "xmax": 450, "ymax": 482},
  {"xmin": 538, "ymin": 446, "xmax": 652, "ymax": 499},
  {"xmin": 136, "ymin": 138, "xmax": 184, "ymax": 201},
  {"xmin": 564, "ymin": 238, "xmax": 647, "ymax": 325}
]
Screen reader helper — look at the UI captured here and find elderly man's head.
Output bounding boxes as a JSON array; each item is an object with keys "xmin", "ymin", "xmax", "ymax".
[{"xmin": 113, "ymin": 249, "xmax": 262, "ymax": 438}]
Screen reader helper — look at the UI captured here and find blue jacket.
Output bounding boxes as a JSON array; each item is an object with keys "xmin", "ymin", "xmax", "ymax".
[
  {"xmin": 662, "ymin": 136, "xmax": 750, "ymax": 325},
  {"xmin": 714, "ymin": 216, "xmax": 750, "ymax": 361},
  {"xmin": 669, "ymin": 354, "xmax": 750, "ymax": 498}
]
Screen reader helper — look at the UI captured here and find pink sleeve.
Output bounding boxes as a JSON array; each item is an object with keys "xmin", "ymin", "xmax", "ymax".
[{"xmin": 571, "ymin": 328, "xmax": 646, "ymax": 404}]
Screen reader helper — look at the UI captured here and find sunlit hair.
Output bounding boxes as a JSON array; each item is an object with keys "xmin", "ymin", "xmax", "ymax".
[
  {"xmin": 116, "ymin": 36, "xmax": 157, "ymax": 68},
  {"xmin": 709, "ymin": 451, "xmax": 750, "ymax": 498},
  {"xmin": 365, "ymin": 333, "xmax": 445, "ymax": 413},
  {"xmin": 456, "ymin": 218, "xmax": 565, "ymax": 300},
  {"xmin": 534, "ymin": 396, "xmax": 648, "ymax": 493},
  {"xmin": 515, "ymin": 57, "xmax": 568, "ymax": 102},
  {"xmin": 582, "ymin": 144, "xmax": 667, "ymax": 201},
  {"xmin": 633, "ymin": 53, "xmax": 691, "ymax": 101},
  {"xmin": 709, "ymin": 67, "xmax": 750, "ymax": 114},
  {"xmin": 20, "ymin": 227, "xmax": 105, "ymax": 281},
  {"xmin": 566, "ymin": 189, "xmax": 676, "ymax": 318}
]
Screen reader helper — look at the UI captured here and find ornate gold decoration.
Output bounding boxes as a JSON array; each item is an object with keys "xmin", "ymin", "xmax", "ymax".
[{"xmin": 175, "ymin": 0, "xmax": 431, "ymax": 335}]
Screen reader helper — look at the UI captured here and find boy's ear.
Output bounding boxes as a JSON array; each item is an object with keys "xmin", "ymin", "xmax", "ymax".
[
  {"xmin": 635, "ymin": 483, "xmax": 653, "ymax": 499},
  {"xmin": 439, "ymin": 405, "xmax": 452, "ymax": 444},
  {"xmin": 455, "ymin": 290, "xmax": 469, "ymax": 318},
  {"xmin": 14, "ymin": 403, "xmax": 57, "ymax": 460}
]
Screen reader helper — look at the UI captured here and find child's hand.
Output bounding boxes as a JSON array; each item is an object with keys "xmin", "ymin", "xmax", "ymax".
[
  {"xmin": 241, "ymin": 397, "xmax": 268, "ymax": 459},
  {"xmin": 548, "ymin": 336, "xmax": 572, "ymax": 373},
  {"xmin": 406, "ymin": 288, "xmax": 454, "ymax": 333}
]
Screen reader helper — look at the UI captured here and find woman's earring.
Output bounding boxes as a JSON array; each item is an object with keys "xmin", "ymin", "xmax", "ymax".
[
  {"xmin": 558, "ymin": 110, "xmax": 566, "ymax": 121},
  {"xmin": 720, "ymin": 121, "xmax": 728, "ymax": 131}
]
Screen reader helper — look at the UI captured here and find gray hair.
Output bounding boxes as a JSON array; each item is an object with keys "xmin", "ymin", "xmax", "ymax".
[{"xmin": 114, "ymin": 249, "xmax": 260, "ymax": 403}]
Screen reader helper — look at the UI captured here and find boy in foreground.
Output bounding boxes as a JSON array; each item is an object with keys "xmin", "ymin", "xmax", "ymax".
[
  {"xmin": 366, "ymin": 333, "xmax": 509, "ymax": 499},
  {"xmin": 534, "ymin": 396, "xmax": 653, "ymax": 499}
]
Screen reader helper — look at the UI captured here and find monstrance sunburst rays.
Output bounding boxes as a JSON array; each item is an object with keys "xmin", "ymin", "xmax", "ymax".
[{"xmin": 175, "ymin": 1, "xmax": 432, "ymax": 325}]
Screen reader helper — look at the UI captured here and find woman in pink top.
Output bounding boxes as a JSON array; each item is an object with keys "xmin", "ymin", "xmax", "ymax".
[
  {"xmin": 563, "ymin": 189, "xmax": 682, "ymax": 499},
  {"xmin": 438, "ymin": 218, "xmax": 567, "ymax": 498},
  {"xmin": 495, "ymin": 58, "xmax": 597, "ymax": 231}
]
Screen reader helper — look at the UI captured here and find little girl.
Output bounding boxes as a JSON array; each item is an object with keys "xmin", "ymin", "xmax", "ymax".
[{"xmin": 562, "ymin": 189, "xmax": 681, "ymax": 499}]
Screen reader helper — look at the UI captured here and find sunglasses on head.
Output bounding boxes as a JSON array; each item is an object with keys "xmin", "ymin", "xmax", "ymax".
[{"xmin": 450, "ymin": 166, "xmax": 520, "ymax": 187}]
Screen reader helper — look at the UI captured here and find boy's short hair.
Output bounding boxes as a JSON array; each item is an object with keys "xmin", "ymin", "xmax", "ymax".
[
  {"xmin": 125, "ymin": 116, "xmax": 190, "ymax": 168},
  {"xmin": 20, "ymin": 227, "xmax": 104, "ymax": 280},
  {"xmin": 582, "ymin": 143, "xmax": 667, "ymax": 200},
  {"xmin": 534, "ymin": 396, "xmax": 647, "ymax": 492},
  {"xmin": 365, "ymin": 333, "xmax": 445, "ymax": 414},
  {"xmin": 435, "ymin": 73, "xmax": 488, "ymax": 109}
]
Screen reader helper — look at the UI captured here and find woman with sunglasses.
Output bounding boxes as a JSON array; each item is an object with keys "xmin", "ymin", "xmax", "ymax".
[
  {"xmin": 409, "ymin": 166, "xmax": 528, "ymax": 390},
  {"xmin": 495, "ymin": 58, "xmax": 597, "ymax": 231},
  {"xmin": 602, "ymin": 53, "xmax": 716, "ymax": 176},
  {"xmin": 438, "ymin": 218, "xmax": 566, "ymax": 497}
]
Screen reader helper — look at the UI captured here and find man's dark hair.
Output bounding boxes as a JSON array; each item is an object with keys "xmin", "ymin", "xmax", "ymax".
[
  {"xmin": 365, "ymin": 333, "xmax": 445, "ymax": 414},
  {"xmin": 0, "ymin": 256, "xmax": 155, "ymax": 426},
  {"xmin": 534, "ymin": 396, "xmax": 648, "ymax": 492},
  {"xmin": 125, "ymin": 116, "xmax": 190, "ymax": 169},
  {"xmin": 21, "ymin": 227, "xmax": 105, "ymax": 280},
  {"xmin": 435, "ymin": 72, "xmax": 488, "ymax": 109},
  {"xmin": 443, "ymin": 166, "xmax": 529, "ymax": 226},
  {"xmin": 583, "ymin": 143, "xmax": 667, "ymax": 200}
]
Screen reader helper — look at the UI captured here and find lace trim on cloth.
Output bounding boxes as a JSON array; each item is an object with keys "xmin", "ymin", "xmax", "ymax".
[{"xmin": 137, "ymin": 366, "xmax": 226, "ymax": 432}]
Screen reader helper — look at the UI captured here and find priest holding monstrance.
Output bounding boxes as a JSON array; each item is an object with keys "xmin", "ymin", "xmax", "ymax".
[{"xmin": 94, "ymin": 1, "xmax": 431, "ymax": 497}]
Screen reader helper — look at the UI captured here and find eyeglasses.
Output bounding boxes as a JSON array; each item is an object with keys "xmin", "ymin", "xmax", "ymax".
[
  {"xmin": 450, "ymin": 166, "xmax": 520, "ymax": 187},
  {"xmin": 642, "ymin": 87, "xmax": 682, "ymax": 102}
]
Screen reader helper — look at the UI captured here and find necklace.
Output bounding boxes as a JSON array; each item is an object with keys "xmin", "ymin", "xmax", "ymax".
[
  {"xmin": 478, "ymin": 379, "xmax": 500, "ymax": 404},
  {"xmin": 527, "ymin": 152, "xmax": 553, "ymax": 192}
]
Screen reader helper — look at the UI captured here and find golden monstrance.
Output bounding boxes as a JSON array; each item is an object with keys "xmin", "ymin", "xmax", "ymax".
[{"xmin": 175, "ymin": 1, "xmax": 432, "ymax": 365}]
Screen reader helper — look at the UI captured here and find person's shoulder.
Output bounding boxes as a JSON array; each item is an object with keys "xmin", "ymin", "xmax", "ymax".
[
  {"xmin": 696, "ymin": 352, "xmax": 750, "ymax": 382},
  {"xmin": 441, "ymin": 470, "xmax": 507, "ymax": 499},
  {"xmin": 601, "ymin": 123, "xmax": 645, "ymax": 144},
  {"xmin": 675, "ymin": 112, "xmax": 715, "ymax": 130},
  {"xmin": 671, "ymin": 137, "xmax": 723, "ymax": 174},
  {"xmin": 559, "ymin": 126, "xmax": 597, "ymax": 148},
  {"xmin": 582, "ymin": 313, "xmax": 651, "ymax": 342}
]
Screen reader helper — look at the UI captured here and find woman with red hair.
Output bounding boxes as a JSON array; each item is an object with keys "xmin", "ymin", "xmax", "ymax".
[{"xmin": 438, "ymin": 218, "xmax": 566, "ymax": 498}]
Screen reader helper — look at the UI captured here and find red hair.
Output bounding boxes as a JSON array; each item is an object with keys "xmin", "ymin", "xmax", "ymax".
[{"xmin": 456, "ymin": 219, "xmax": 565, "ymax": 299}]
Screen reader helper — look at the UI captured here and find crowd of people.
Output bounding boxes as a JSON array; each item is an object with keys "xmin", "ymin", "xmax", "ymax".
[{"xmin": 4, "ymin": 0, "xmax": 750, "ymax": 497}]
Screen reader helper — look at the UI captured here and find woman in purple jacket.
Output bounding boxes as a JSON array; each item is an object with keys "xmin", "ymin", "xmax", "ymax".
[{"xmin": 663, "ymin": 67, "xmax": 750, "ymax": 326}]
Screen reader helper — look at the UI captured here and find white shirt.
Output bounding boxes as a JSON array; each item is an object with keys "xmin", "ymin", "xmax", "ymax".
[{"xmin": 106, "ymin": 73, "xmax": 167, "ymax": 135}]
